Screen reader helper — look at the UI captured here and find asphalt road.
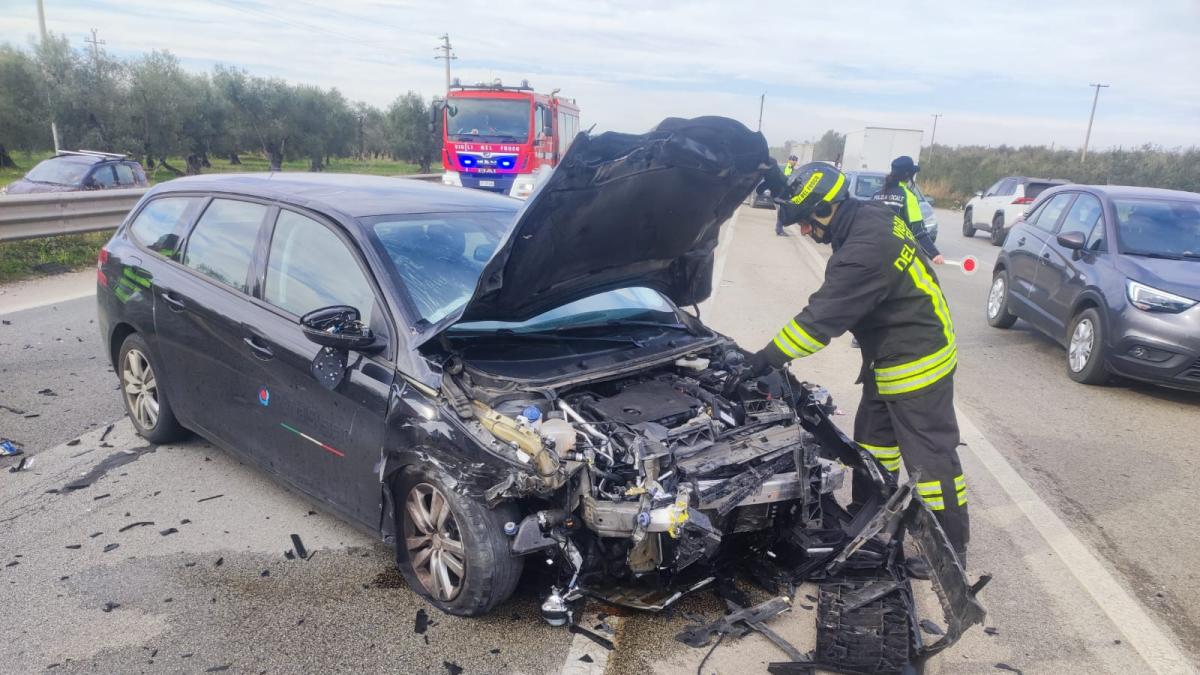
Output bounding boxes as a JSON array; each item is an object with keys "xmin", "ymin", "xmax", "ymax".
[{"xmin": 1, "ymin": 205, "xmax": 1198, "ymax": 674}]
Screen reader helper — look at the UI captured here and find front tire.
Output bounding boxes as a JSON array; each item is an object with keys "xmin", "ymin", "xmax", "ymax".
[
  {"xmin": 394, "ymin": 465, "xmax": 523, "ymax": 616},
  {"xmin": 1066, "ymin": 308, "xmax": 1109, "ymax": 385},
  {"xmin": 962, "ymin": 208, "xmax": 975, "ymax": 237},
  {"xmin": 118, "ymin": 333, "xmax": 186, "ymax": 443},
  {"xmin": 986, "ymin": 271, "xmax": 1018, "ymax": 328}
]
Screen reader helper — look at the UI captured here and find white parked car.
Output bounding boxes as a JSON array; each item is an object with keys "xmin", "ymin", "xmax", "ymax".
[{"xmin": 963, "ymin": 176, "xmax": 1069, "ymax": 246}]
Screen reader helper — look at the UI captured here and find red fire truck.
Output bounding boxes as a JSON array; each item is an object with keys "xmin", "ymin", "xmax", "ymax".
[{"xmin": 439, "ymin": 79, "xmax": 580, "ymax": 199}]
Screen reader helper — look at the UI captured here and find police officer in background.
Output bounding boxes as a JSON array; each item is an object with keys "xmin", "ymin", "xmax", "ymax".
[
  {"xmin": 744, "ymin": 161, "xmax": 970, "ymax": 562},
  {"xmin": 775, "ymin": 155, "xmax": 800, "ymax": 235},
  {"xmin": 873, "ymin": 155, "xmax": 944, "ymax": 265}
]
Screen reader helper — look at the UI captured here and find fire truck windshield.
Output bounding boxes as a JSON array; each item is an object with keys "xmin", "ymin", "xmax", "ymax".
[{"xmin": 446, "ymin": 98, "xmax": 530, "ymax": 143}]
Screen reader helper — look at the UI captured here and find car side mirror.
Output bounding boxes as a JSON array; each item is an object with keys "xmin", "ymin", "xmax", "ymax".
[
  {"xmin": 473, "ymin": 243, "xmax": 496, "ymax": 262},
  {"xmin": 1057, "ymin": 231, "xmax": 1086, "ymax": 250},
  {"xmin": 926, "ymin": 197, "xmax": 935, "ymax": 207},
  {"xmin": 299, "ymin": 305, "xmax": 380, "ymax": 352},
  {"xmin": 975, "ymin": 190, "xmax": 983, "ymax": 198},
  {"xmin": 542, "ymin": 124, "xmax": 553, "ymax": 138}
]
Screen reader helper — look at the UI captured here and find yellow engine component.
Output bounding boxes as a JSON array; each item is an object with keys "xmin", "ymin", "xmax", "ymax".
[{"xmin": 471, "ymin": 401, "xmax": 559, "ymax": 477}]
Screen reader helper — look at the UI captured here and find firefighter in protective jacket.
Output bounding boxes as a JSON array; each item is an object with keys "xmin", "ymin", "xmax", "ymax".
[{"xmin": 748, "ymin": 162, "xmax": 970, "ymax": 560}]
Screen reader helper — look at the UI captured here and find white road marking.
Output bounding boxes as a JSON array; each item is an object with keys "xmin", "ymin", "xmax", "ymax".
[{"xmin": 956, "ymin": 408, "xmax": 1196, "ymax": 674}]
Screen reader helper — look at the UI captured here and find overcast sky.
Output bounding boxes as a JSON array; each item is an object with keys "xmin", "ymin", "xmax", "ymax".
[{"xmin": 2, "ymin": 0, "xmax": 1198, "ymax": 150}]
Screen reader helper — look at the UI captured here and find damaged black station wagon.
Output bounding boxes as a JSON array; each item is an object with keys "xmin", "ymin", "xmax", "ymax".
[{"xmin": 98, "ymin": 117, "xmax": 984, "ymax": 672}]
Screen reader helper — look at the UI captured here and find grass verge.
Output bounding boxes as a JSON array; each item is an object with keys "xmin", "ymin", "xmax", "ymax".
[{"xmin": 0, "ymin": 230, "xmax": 112, "ymax": 284}]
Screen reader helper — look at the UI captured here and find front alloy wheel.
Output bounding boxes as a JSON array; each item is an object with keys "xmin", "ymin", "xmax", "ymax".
[
  {"xmin": 1068, "ymin": 318, "xmax": 1094, "ymax": 373},
  {"xmin": 986, "ymin": 272, "xmax": 1017, "ymax": 328},
  {"xmin": 404, "ymin": 482, "xmax": 466, "ymax": 602},
  {"xmin": 1066, "ymin": 307, "xmax": 1109, "ymax": 384},
  {"xmin": 123, "ymin": 348, "xmax": 159, "ymax": 430}
]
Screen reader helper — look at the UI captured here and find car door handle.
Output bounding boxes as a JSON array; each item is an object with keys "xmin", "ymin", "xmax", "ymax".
[
  {"xmin": 1042, "ymin": 252, "xmax": 1051, "ymax": 259},
  {"xmin": 1018, "ymin": 236, "xmax": 1026, "ymax": 246},
  {"xmin": 243, "ymin": 336, "xmax": 275, "ymax": 361},
  {"xmin": 160, "ymin": 292, "xmax": 186, "ymax": 312}
]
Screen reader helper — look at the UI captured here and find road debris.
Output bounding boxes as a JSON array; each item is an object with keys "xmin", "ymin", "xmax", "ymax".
[
  {"xmin": 289, "ymin": 534, "xmax": 308, "ymax": 560},
  {"xmin": 443, "ymin": 662, "xmax": 463, "ymax": 675},
  {"xmin": 197, "ymin": 494, "xmax": 223, "ymax": 503},
  {"xmin": 99, "ymin": 424, "xmax": 114, "ymax": 442},
  {"xmin": 101, "ymin": 601, "xmax": 120, "ymax": 612},
  {"xmin": 984, "ymin": 626, "xmax": 1000, "ymax": 636},
  {"xmin": 102, "ymin": 543, "xmax": 119, "ymax": 553},
  {"xmin": 994, "ymin": 664, "xmax": 1024, "ymax": 674},
  {"xmin": 58, "ymin": 445, "xmax": 156, "ymax": 495},
  {"xmin": 414, "ymin": 608, "xmax": 430, "ymax": 634},
  {"xmin": 8, "ymin": 456, "xmax": 30, "ymax": 472},
  {"xmin": 118, "ymin": 521, "xmax": 154, "ymax": 532},
  {"xmin": 1, "ymin": 439, "xmax": 23, "ymax": 457},
  {"xmin": 159, "ymin": 528, "xmax": 178, "ymax": 536}
]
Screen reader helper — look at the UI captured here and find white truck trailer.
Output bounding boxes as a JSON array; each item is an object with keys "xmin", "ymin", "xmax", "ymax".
[{"xmin": 840, "ymin": 127, "xmax": 923, "ymax": 172}]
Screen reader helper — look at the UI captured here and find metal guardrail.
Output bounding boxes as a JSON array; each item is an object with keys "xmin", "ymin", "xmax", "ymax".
[{"xmin": 0, "ymin": 173, "xmax": 443, "ymax": 242}]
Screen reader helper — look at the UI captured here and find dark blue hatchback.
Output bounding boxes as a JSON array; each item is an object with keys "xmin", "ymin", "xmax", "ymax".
[{"xmin": 987, "ymin": 185, "xmax": 1200, "ymax": 390}]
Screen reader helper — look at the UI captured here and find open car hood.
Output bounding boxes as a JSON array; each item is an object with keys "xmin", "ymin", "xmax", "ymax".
[{"xmin": 454, "ymin": 116, "xmax": 769, "ymax": 323}]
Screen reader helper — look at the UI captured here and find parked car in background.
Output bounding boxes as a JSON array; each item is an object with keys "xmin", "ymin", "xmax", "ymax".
[
  {"xmin": 751, "ymin": 183, "xmax": 776, "ymax": 208},
  {"xmin": 2, "ymin": 150, "xmax": 148, "ymax": 195},
  {"xmin": 986, "ymin": 185, "xmax": 1200, "ymax": 390},
  {"xmin": 963, "ymin": 176, "xmax": 1068, "ymax": 246},
  {"xmin": 845, "ymin": 171, "xmax": 939, "ymax": 242}
]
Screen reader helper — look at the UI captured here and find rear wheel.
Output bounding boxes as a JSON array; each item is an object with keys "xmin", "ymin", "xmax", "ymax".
[
  {"xmin": 1066, "ymin": 308, "xmax": 1110, "ymax": 385},
  {"xmin": 962, "ymin": 208, "xmax": 975, "ymax": 237},
  {"xmin": 394, "ymin": 464, "xmax": 523, "ymax": 616},
  {"xmin": 990, "ymin": 214, "xmax": 1006, "ymax": 246},
  {"xmin": 986, "ymin": 271, "xmax": 1018, "ymax": 328},
  {"xmin": 118, "ymin": 333, "xmax": 186, "ymax": 443}
]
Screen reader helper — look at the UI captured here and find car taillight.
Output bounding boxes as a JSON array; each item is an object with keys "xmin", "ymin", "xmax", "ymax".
[
  {"xmin": 97, "ymin": 246, "xmax": 109, "ymax": 287},
  {"xmin": 1012, "ymin": 197, "xmax": 1035, "ymax": 205}
]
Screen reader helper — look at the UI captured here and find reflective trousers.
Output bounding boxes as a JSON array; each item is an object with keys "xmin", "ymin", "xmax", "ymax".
[{"xmin": 852, "ymin": 377, "xmax": 970, "ymax": 560}]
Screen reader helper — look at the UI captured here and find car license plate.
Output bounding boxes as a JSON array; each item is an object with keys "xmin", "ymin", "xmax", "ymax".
[{"xmin": 479, "ymin": 180, "xmax": 495, "ymax": 187}]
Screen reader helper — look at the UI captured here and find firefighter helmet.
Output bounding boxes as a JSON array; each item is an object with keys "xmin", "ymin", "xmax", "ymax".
[{"xmin": 781, "ymin": 163, "xmax": 848, "ymax": 243}]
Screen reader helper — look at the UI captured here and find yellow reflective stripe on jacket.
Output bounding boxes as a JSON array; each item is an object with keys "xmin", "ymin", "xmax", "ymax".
[
  {"xmin": 955, "ymin": 474, "xmax": 967, "ymax": 506},
  {"xmin": 901, "ymin": 184, "xmax": 923, "ymax": 223},
  {"xmin": 772, "ymin": 320, "xmax": 825, "ymax": 360},
  {"xmin": 874, "ymin": 258, "xmax": 957, "ymax": 396},
  {"xmin": 858, "ymin": 442, "xmax": 901, "ymax": 472},
  {"xmin": 784, "ymin": 320, "xmax": 825, "ymax": 353}
]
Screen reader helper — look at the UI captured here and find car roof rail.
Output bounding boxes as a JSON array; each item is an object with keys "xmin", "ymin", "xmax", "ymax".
[{"xmin": 56, "ymin": 149, "xmax": 129, "ymax": 160}]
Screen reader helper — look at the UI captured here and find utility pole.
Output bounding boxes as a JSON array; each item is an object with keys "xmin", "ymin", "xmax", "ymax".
[
  {"xmin": 928, "ymin": 113, "xmax": 942, "ymax": 169},
  {"xmin": 85, "ymin": 28, "xmax": 105, "ymax": 79},
  {"xmin": 757, "ymin": 92, "xmax": 765, "ymax": 133},
  {"xmin": 1081, "ymin": 83, "xmax": 1109, "ymax": 162},
  {"xmin": 434, "ymin": 34, "xmax": 456, "ymax": 94},
  {"xmin": 36, "ymin": 0, "xmax": 61, "ymax": 153}
]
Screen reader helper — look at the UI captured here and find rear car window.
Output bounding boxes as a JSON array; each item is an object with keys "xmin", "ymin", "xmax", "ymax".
[
  {"xmin": 183, "ymin": 199, "xmax": 268, "ymax": 293},
  {"xmin": 90, "ymin": 165, "xmax": 117, "ymax": 188},
  {"xmin": 1029, "ymin": 193, "xmax": 1073, "ymax": 232},
  {"xmin": 853, "ymin": 174, "xmax": 885, "ymax": 198},
  {"xmin": 1113, "ymin": 198, "xmax": 1200, "ymax": 258},
  {"xmin": 114, "ymin": 163, "xmax": 136, "ymax": 185},
  {"xmin": 128, "ymin": 197, "xmax": 202, "ymax": 257},
  {"xmin": 265, "ymin": 210, "xmax": 377, "ymax": 323},
  {"xmin": 1025, "ymin": 182, "xmax": 1057, "ymax": 200}
]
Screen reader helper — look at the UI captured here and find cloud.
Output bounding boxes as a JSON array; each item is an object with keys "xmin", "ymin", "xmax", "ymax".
[{"xmin": 2, "ymin": 0, "xmax": 1197, "ymax": 148}]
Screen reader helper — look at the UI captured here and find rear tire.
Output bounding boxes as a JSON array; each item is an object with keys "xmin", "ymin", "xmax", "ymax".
[
  {"xmin": 990, "ymin": 214, "xmax": 1006, "ymax": 246},
  {"xmin": 986, "ymin": 271, "xmax": 1018, "ymax": 328},
  {"xmin": 393, "ymin": 464, "xmax": 523, "ymax": 616},
  {"xmin": 1066, "ymin": 308, "xmax": 1110, "ymax": 385},
  {"xmin": 962, "ymin": 208, "xmax": 975, "ymax": 237},
  {"xmin": 118, "ymin": 333, "xmax": 187, "ymax": 443}
]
